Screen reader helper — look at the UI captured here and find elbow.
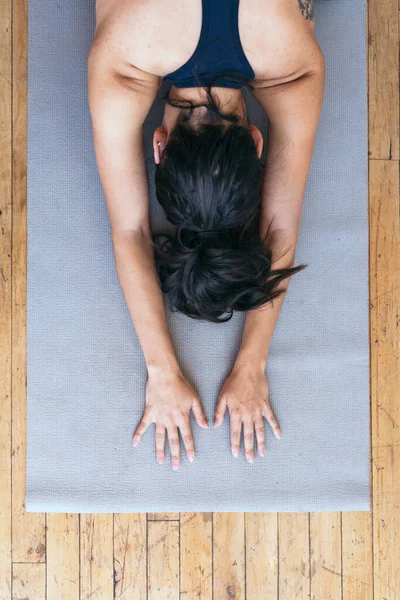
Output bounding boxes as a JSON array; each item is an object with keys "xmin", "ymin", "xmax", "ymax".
[
  {"xmin": 262, "ymin": 225, "xmax": 298, "ymax": 253},
  {"xmin": 111, "ymin": 225, "xmax": 153, "ymax": 248}
]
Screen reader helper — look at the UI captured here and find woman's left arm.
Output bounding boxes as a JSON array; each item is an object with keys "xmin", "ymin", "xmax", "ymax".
[
  {"xmin": 236, "ymin": 60, "xmax": 326, "ymax": 369},
  {"xmin": 214, "ymin": 58, "xmax": 326, "ymax": 461}
]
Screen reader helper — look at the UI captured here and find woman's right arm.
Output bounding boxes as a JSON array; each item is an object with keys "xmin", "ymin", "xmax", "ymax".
[{"xmin": 87, "ymin": 43, "xmax": 208, "ymax": 467}]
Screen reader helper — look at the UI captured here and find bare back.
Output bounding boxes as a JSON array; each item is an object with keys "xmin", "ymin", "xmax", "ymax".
[{"xmin": 93, "ymin": 0, "xmax": 319, "ymax": 88}]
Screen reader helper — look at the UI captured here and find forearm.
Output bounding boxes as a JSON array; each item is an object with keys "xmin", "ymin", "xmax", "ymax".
[
  {"xmin": 234, "ymin": 233, "xmax": 297, "ymax": 371},
  {"xmin": 113, "ymin": 232, "xmax": 181, "ymax": 374},
  {"xmin": 234, "ymin": 118, "xmax": 317, "ymax": 371}
]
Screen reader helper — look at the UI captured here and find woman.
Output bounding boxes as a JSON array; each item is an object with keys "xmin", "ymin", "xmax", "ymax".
[{"xmin": 88, "ymin": 0, "xmax": 325, "ymax": 468}]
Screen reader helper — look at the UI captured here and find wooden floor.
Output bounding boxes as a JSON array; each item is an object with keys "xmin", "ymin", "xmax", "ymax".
[{"xmin": 0, "ymin": 0, "xmax": 399, "ymax": 598}]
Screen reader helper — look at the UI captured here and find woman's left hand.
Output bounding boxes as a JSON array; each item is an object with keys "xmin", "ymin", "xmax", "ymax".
[{"xmin": 213, "ymin": 363, "xmax": 282, "ymax": 462}]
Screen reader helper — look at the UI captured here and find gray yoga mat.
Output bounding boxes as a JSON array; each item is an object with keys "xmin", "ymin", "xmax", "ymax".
[{"xmin": 26, "ymin": 0, "xmax": 370, "ymax": 513}]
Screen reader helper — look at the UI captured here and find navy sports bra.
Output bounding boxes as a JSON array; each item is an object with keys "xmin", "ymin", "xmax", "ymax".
[{"xmin": 163, "ymin": 0, "xmax": 255, "ymax": 89}]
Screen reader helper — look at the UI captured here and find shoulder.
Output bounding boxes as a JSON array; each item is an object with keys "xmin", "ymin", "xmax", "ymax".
[
  {"xmin": 241, "ymin": 0, "xmax": 322, "ymax": 89},
  {"xmin": 90, "ymin": 1, "xmax": 162, "ymax": 88}
]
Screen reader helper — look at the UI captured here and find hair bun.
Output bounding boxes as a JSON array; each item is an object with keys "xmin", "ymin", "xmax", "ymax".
[{"xmin": 177, "ymin": 227, "xmax": 228, "ymax": 249}]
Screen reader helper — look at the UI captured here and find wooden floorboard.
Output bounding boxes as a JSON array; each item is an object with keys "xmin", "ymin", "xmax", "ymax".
[{"xmin": 0, "ymin": 0, "xmax": 398, "ymax": 597}]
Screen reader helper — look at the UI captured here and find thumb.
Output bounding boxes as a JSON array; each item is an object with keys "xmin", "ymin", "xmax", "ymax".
[
  {"xmin": 191, "ymin": 396, "xmax": 209, "ymax": 428},
  {"xmin": 213, "ymin": 395, "xmax": 227, "ymax": 427}
]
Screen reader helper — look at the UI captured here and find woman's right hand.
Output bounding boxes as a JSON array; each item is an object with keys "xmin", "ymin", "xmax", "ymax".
[{"xmin": 132, "ymin": 367, "xmax": 208, "ymax": 469}]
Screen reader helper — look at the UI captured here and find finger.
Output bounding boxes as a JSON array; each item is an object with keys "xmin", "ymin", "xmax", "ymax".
[
  {"xmin": 230, "ymin": 411, "xmax": 242, "ymax": 458},
  {"xmin": 192, "ymin": 397, "xmax": 209, "ymax": 428},
  {"xmin": 254, "ymin": 416, "xmax": 266, "ymax": 457},
  {"xmin": 132, "ymin": 408, "xmax": 152, "ymax": 446},
  {"xmin": 167, "ymin": 425, "xmax": 181, "ymax": 470},
  {"xmin": 155, "ymin": 423, "xmax": 166, "ymax": 464},
  {"xmin": 243, "ymin": 417, "xmax": 255, "ymax": 463},
  {"xmin": 178, "ymin": 416, "xmax": 195, "ymax": 463},
  {"xmin": 214, "ymin": 395, "xmax": 228, "ymax": 427},
  {"xmin": 263, "ymin": 405, "xmax": 282, "ymax": 439}
]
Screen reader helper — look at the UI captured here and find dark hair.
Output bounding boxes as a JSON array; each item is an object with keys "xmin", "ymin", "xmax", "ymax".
[{"xmin": 152, "ymin": 70, "xmax": 307, "ymax": 323}]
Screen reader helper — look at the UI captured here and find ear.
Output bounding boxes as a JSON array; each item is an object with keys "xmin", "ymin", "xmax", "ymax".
[
  {"xmin": 249, "ymin": 125, "xmax": 263, "ymax": 159},
  {"xmin": 153, "ymin": 127, "xmax": 168, "ymax": 164}
]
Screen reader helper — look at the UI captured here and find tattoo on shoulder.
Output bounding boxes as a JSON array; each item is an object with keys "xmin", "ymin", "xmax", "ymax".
[{"xmin": 297, "ymin": 0, "xmax": 314, "ymax": 22}]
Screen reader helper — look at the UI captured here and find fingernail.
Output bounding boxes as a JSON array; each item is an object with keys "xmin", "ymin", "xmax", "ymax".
[
  {"xmin": 156, "ymin": 453, "xmax": 164, "ymax": 464},
  {"xmin": 172, "ymin": 461, "xmax": 179, "ymax": 470},
  {"xmin": 232, "ymin": 448, "xmax": 239, "ymax": 458},
  {"xmin": 188, "ymin": 454, "xmax": 194, "ymax": 463},
  {"xmin": 132, "ymin": 439, "xmax": 138, "ymax": 447},
  {"xmin": 247, "ymin": 454, "xmax": 254, "ymax": 464},
  {"xmin": 259, "ymin": 448, "xmax": 265, "ymax": 457},
  {"xmin": 276, "ymin": 431, "xmax": 282, "ymax": 439}
]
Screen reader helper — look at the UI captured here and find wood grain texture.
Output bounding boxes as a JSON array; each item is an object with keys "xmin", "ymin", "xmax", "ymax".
[
  {"xmin": 368, "ymin": 0, "xmax": 399, "ymax": 159},
  {"xmin": 341, "ymin": 511, "xmax": 373, "ymax": 599},
  {"xmin": 213, "ymin": 513, "xmax": 245, "ymax": 600},
  {"xmin": 278, "ymin": 513, "xmax": 310, "ymax": 600},
  {"xmin": 11, "ymin": 0, "xmax": 47, "ymax": 566},
  {"xmin": 0, "ymin": 0, "xmax": 12, "ymax": 597},
  {"xmin": 80, "ymin": 514, "xmax": 114, "ymax": 600},
  {"xmin": 245, "ymin": 513, "xmax": 278, "ymax": 600},
  {"xmin": 46, "ymin": 513, "xmax": 80, "ymax": 600},
  {"xmin": 309, "ymin": 512, "xmax": 341, "ymax": 600},
  {"xmin": 180, "ymin": 512, "xmax": 213, "ymax": 600},
  {"xmin": 113, "ymin": 513, "xmax": 147, "ymax": 599},
  {"xmin": 1, "ymin": 0, "xmax": 398, "ymax": 598},
  {"xmin": 148, "ymin": 513, "xmax": 180, "ymax": 521},
  {"xmin": 12, "ymin": 563, "xmax": 46, "ymax": 600},
  {"xmin": 148, "ymin": 520, "xmax": 179, "ymax": 600},
  {"xmin": 370, "ymin": 159, "xmax": 400, "ymax": 600}
]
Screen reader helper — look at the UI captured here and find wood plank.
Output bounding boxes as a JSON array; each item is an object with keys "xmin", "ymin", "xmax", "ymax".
[
  {"xmin": 12, "ymin": 563, "xmax": 45, "ymax": 600},
  {"xmin": 80, "ymin": 514, "xmax": 114, "ymax": 600},
  {"xmin": 213, "ymin": 512, "xmax": 245, "ymax": 600},
  {"xmin": 46, "ymin": 513, "xmax": 80, "ymax": 600},
  {"xmin": 278, "ymin": 513, "xmax": 310, "ymax": 600},
  {"xmin": 148, "ymin": 520, "xmax": 179, "ymax": 600},
  {"xmin": 113, "ymin": 513, "xmax": 147, "ymax": 599},
  {"xmin": 11, "ymin": 0, "xmax": 46, "ymax": 564},
  {"xmin": 341, "ymin": 4, "xmax": 397, "ymax": 600},
  {"xmin": 309, "ymin": 512, "xmax": 341, "ymax": 600},
  {"xmin": 368, "ymin": 0, "xmax": 399, "ymax": 159},
  {"xmin": 180, "ymin": 512, "xmax": 212, "ymax": 600},
  {"xmin": 148, "ymin": 513, "xmax": 180, "ymax": 521},
  {"xmin": 370, "ymin": 159, "xmax": 400, "ymax": 599},
  {"xmin": 245, "ymin": 513, "xmax": 278, "ymax": 600},
  {"xmin": 0, "ymin": 0, "xmax": 12, "ymax": 596},
  {"xmin": 341, "ymin": 512, "xmax": 373, "ymax": 599}
]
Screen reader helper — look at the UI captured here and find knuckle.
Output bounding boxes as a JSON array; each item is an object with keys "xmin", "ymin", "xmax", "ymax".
[
  {"xmin": 244, "ymin": 433, "xmax": 254, "ymax": 442},
  {"xmin": 182, "ymin": 434, "xmax": 193, "ymax": 445},
  {"xmin": 155, "ymin": 432, "xmax": 165, "ymax": 440},
  {"xmin": 169, "ymin": 437, "xmax": 180, "ymax": 447},
  {"xmin": 231, "ymin": 431, "xmax": 241, "ymax": 440},
  {"xmin": 255, "ymin": 426, "xmax": 265, "ymax": 435}
]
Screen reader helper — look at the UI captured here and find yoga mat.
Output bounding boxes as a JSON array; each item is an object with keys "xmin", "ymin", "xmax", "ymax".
[{"xmin": 26, "ymin": 0, "xmax": 370, "ymax": 513}]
